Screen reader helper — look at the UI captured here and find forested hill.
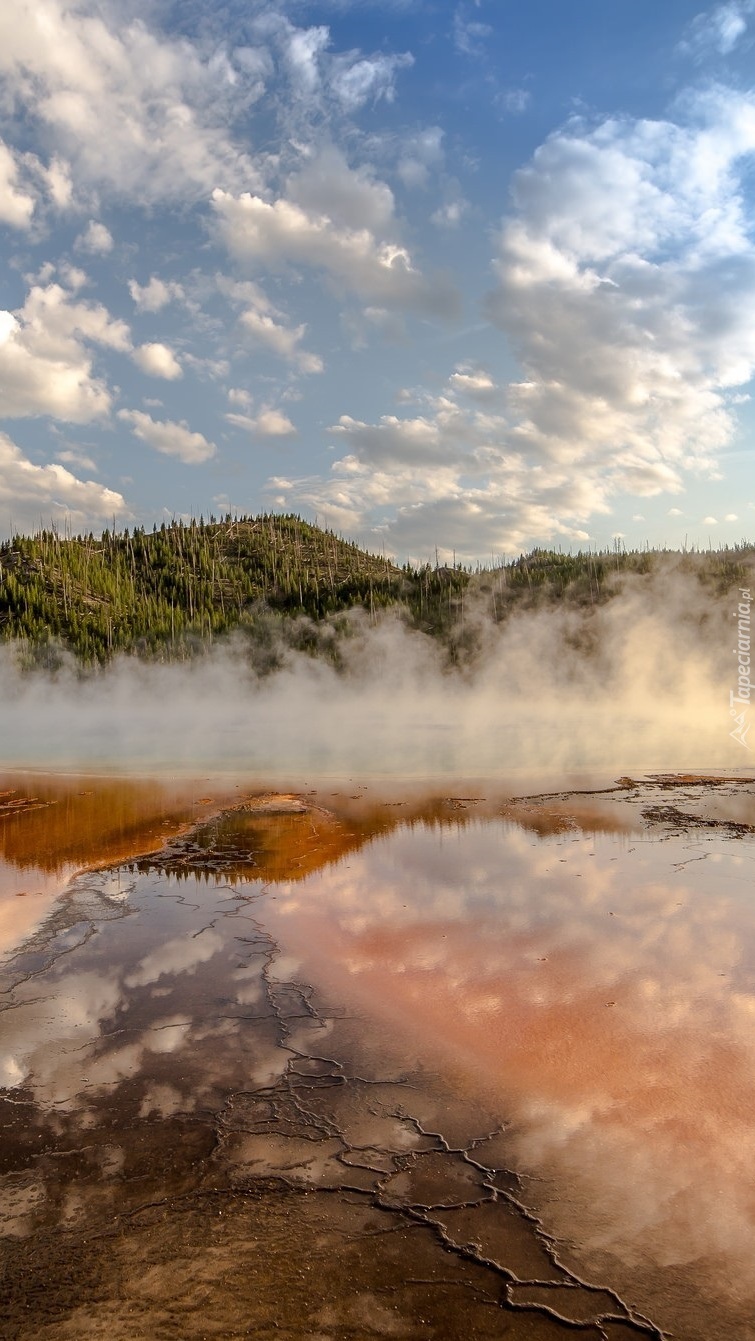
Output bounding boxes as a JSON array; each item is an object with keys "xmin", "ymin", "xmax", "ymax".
[
  {"xmin": 0, "ymin": 513, "xmax": 752, "ymax": 666},
  {"xmin": 0, "ymin": 514, "xmax": 414, "ymax": 663}
]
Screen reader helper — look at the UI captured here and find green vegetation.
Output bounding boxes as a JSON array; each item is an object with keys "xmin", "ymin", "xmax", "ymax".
[
  {"xmin": 0, "ymin": 514, "xmax": 753, "ymax": 666},
  {"xmin": 0, "ymin": 514, "xmax": 410, "ymax": 663}
]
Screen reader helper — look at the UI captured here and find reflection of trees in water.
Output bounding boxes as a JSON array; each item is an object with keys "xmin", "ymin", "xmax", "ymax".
[{"xmin": 0, "ymin": 772, "xmax": 214, "ymax": 873}]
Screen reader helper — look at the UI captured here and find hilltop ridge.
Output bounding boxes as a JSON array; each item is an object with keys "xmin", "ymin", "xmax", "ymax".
[{"xmin": 0, "ymin": 513, "xmax": 752, "ymax": 665}]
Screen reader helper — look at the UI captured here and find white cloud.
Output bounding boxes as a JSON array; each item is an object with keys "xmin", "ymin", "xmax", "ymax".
[
  {"xmin": 128, "ymin": 277, "xmax": 184, "ymax": 313},
  {"xmin": 0, "ymin": 278, "xmax": 192, "ymax": 427},
  {"xmin": 0, "ymin": 283, "xmax": 130, "ymax": 422},
  {"xmin": 58, "ymin": 262, "xmax": 88, "ymax": 290},
  {"xmin": 56, "ymin": 447, "xmax": 97, "ymax": 472},
  {"xmin": 239, "ymin": 309, "xmax": 323, "ymax": 372},
  {"xmin": 397, "ymin": 127, "xmax": 444, "ymax": 189},
  {"xmin": 212, "ymin": 189, "xmax": 459, "ymax": 317},
  {"xmin": 288, "ymin": 145, "xmax": 396, "ymax": 232},
  {"xmin": 357, "ymin": 306, "xmax": 407, "ymax": 344},
  {"xmin": 131, "ymin": 342, "xmax": 183, "ymax": 380},
  {"xmin": 328, "ymin": 404, "xmax": 474, "ymax": 468},
  {"xmin": 126, "ymin": 932, "xmax": 223, "ymax": 988},
  {"xmin": 268, "ymin": 374, "xmax": 599, "ymax": 557},
  {"xmin": 285, "ymin": 23, "xmax": 330, "ymax": 99},
  {"xmin": 182, "ymin": 353, "xmax": 230, "ymax": 381},
  {"xmin": 0, "ymin": 0, "xmax": 263, "ymax": 205},
  {"xmin": 43, "ymin": 154, "xmax": 73, "ymax": 209},
  {"xmin": 453, "ymin": 8, "xmax": 493, "ymax": 56},
  {"xmin": 253, "ymin": 11, "xmax": 412, "ymax": 113},
  {"xmin": 680, "ymin": 2, "xmax": 754, "ymax": 58},
  {"xmin": 75, "ymin": 220, "xmax": 113, "ymax": 254},
  {"xmin": 329, "ymin": 50, "xmax": 413, "ymax": 110},
  {"xmin": 118, "ymin": 409, "xmax": 216, "ymax": 463},
  {"xmin": 225, "ymin": 408, "xmax": 296, "ymax": 437},
  {"xmin": 486, "ymin": 93, "xmax": 755, "ymax": 481},
  {"xmin": 262, "ymin": 93, "xmax": 755, "ymax": 556},
  {"xmin": 448, "ymin": 367, "xmax": 498, "ymax": 400},
  {"xmin": 431, "ymin": 199, "xmax": 467, "ymax": 229},
  {"xmin": 500, "ymin": 88, "xmax": 531, "ymax": 114},
  {"xmin": 217, "ymin": 275, "xmax": 323, "ymax": 372},
  {"xmin": 0, "ymin": 431, "xmax": 125, "ymax": 532},
  {"xmin": 0, "ymin": 139, "xmax": 35, "ymax": 228},
  {"xmin": 219, "ymin": 275, "xmax": 323, "ymax": 372}
]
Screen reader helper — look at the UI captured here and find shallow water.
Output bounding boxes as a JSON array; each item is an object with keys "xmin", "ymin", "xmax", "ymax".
[{"xmin": 1, "ymin": 772, "xmax": 754, "ymax": 1339}]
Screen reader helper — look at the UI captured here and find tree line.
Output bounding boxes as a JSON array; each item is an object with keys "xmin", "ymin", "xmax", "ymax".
[{"xmin": 0, "ymin": 513, "xmax": 752, "ymax": 666}]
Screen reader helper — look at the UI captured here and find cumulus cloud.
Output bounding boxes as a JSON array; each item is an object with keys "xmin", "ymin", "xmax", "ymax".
[
  {"xmin": 0, "ymin": 430, "xmax": 126, "ymax": 533},
  {"xmin": 240, "ymin": 309, "xmax": 323, "ymax": 372},
  {"xmin": 212, "ymin": 189, "xmax": 459, "ymax": 317},
  {"xmin": 0, "ymin": 139, "xmax": 35, "ymax": 228},
  {"xmin": 268, "ymin": 373, "xmax": 595, "ymax": 558},
  {"xmin": 396, "ymin": 126, "xmax": 444, "ymax": 190},
  {"xmin": 448, "ymin": 367, "xmax": 499, "ymax": 400},
  {"xmin": 42, "ymin": 154, "xmax": 73, "ymax": 209},
  {"xmin": 351, "ymin": 305, "xmax": 407, "ymax": 345},
  {"xmin": 118, "ymin": 409, "xmax": 216, "ymax": 463},
  {"xmin": 128, "ymin": 277, "xmax": 184, "ymax": 313},
  {"xmin": 270, "ymin": 90, "xmax": 755, "ymax": 557},
  {"xmin": 329, "ymin": 49, "xmax": 413, "ymax": 110},
  {"xmin": 0, "ymin": 283, "xmax": 130, "ymax": 422},
  {"xmin": 219, "ymin": 276, "xmax": 323, "ymax": 373},
  {"xmin": 75, "ymin": 220, "xmax": 113, "ymax": 254},
  {"xmin": 0, "ymin": 0, "xmax": 263, "ymax": 204},
  {"xmin": 431, "ymin": 199, "xmax": 467, "ymax": 229},
  {"xmin": 679, "ymin": 1, "xmax": 754, "ymax": 58},
  {"xmin": 56, "ymin": 446, "xmax": 97, "ymax": 472},
  {"xmin": 131, "ymin": 342, "xmax": 183, "ymax": 380},
  {"xmin": 288, "ymin": 145, "xmax": 397, "ymax": 232},
  {"xmin": 284, "ymin": 22, "xmax": 330, "ymax": 99},
  {"xmin": 486, "ymin": 91, "xmax": 755, "ymax": 485},
  {"xmin": 0, "ymin": 1, "xmax": 420, "ymax": 224},
  {"xmin": 252, "ymin": 10, "xmax": 412, "ymax": 114},
  {"xmin": 225, "ymin": 408, "xmax": 296, "ymax": 437},
  {"xmin": 58, "ymin": 262, "xmax": 87, "ymax": 290}
]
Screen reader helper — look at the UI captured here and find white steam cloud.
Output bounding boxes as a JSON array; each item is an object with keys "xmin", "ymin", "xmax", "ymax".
[{"xmin": 0, "ymin": 568, "xmax": 749, "ymax": 777}]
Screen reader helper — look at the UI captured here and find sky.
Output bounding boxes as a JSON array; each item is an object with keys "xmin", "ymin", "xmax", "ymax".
[{"xmin": 1, "ymin": 0, "xmax": 755, "ymax": 561}]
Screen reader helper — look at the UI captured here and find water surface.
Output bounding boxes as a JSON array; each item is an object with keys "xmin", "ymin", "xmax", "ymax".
[{"xmin": 1, "ymin": 772, "xmax": 753, "ymax": 1339}]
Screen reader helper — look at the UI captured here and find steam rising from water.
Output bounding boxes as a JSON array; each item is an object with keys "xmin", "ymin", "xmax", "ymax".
[{"xmin": 0, "ymin": 569, "xmax": 748, "ymax": 774}]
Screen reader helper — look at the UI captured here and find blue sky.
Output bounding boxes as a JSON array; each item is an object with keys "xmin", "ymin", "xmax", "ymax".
[{"xmin": 1, "ymin": 0, "xmax": 754, "ymax": 560}]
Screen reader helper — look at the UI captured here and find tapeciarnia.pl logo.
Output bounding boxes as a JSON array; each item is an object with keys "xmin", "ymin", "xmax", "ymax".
[{"xmin": 730, "ymin": 587, "xmax": 752, "ymax": 749}]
